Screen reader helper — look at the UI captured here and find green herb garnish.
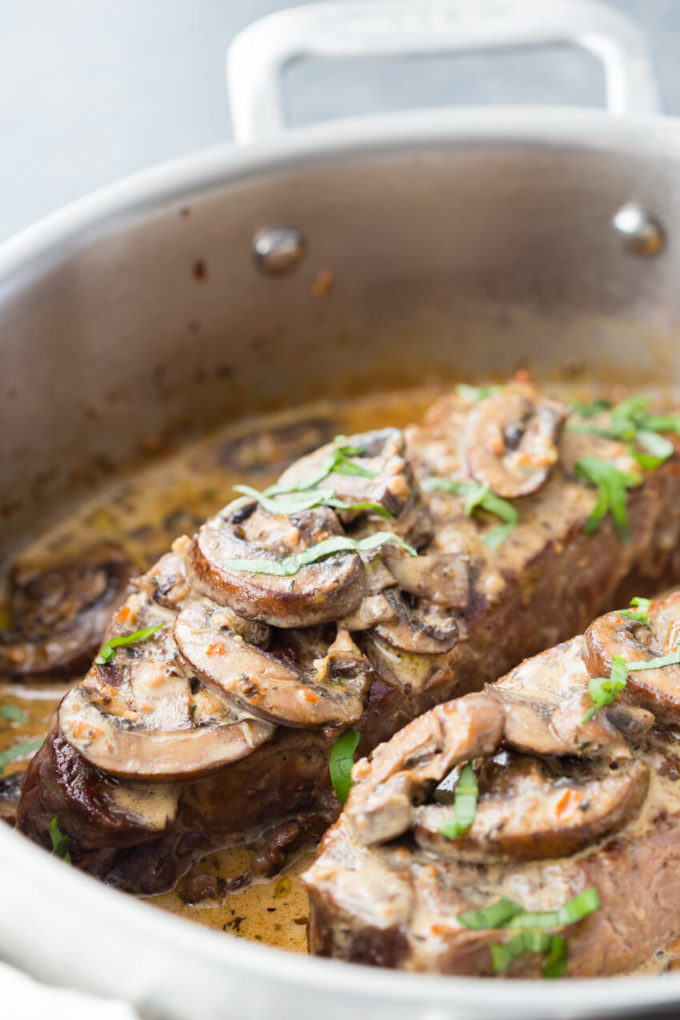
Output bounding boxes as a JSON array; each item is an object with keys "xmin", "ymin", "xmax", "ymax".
[
  {"xmin": 330, "ymin": 730, "xmax": 361, "ymax": 804},
  {"xmin": 460, "ymin": 889, "xmax": 599, "ymax": 979},
  {"xmin": 439, "ymin": 763, "xmax": 478, "ymax": 840},
  {"xmin": 264, "ymin": 436, "xmax": 376, "ymax": 498},
  {"xmin": 0, "ymin": 736, "xmax": 43, "ymax": 776},
  {"xmin": 582, "ymin": 656, "xmax": 628, "ymax": 723},
  {"xmin": 492, "ymin": 932, "xmax": 568, "ymax": 979},
  {"xmin": 233, "ymin": 483, "xmax": 394, "ymax": 521},
  {"xmin": 95, "ymin": 624, "xmax": 164, "ymax": 665},
  {"xmin": 570, "ymin": 398, "xmax": 612, "ymax": 418},
  {"xmin": 630, "ymin": 645, "xmax": 680, "ymax": 671},
  {"xmin": 456, "ymin": 896, "xmax": 524, "ymax": 930},
  {"xmin": 0, "ymin": 704, "xmax": 30, "ymax": 724},
  {"xmin": 505, "ymin": 888, "xmax": 601, "ymax": 930},
  {"xmin": 569, "ymin": 394, "xmax": 679, "ymax": 469},
  {"xmin": 574, "ymin": 457, "xmax": 641, "ymax": 542},
  {"xmin": 222, "ymin": 532, "xmax": 417, "ymax": 577},
  {"xmin": 620, "ymin": 596, "xmax": 652, "ymax": 625},
  {"xmin": 49, "ymin": 816, "xmax": 71, "ymax": 863},
  {"xmin": 423, "ymin": 477, "xmax": 518, "ymax": 547},
  {"xmin": 456, "ymin": 384, "xmax": 498, "ymax": 403}
]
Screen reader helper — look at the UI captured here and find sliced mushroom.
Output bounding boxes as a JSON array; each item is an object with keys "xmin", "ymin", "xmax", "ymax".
[
  {"xmin": 59, "ymin": 681, "xmax": 273, "ymax": 781},
  {"xmin": 0, "ymin": 543, "xmax": 131, "ymax": 677},
  {"xmin": 488, "ymin": 685, "xmax": 633, "ymax": 760},
  {"xmin": 339, "ymin": 592, "xmax": 398, "ymax": 632},
  {"xmin": 187, "ymin": 499, "xmax": 365, "ymax": 628},
  {"xmin": 345, "ymin": 693, "xmax": 505, "ymax": 845},
  {"xmin": 373, "ymin": 590, "xmax": 458, "ymax": 654},
  {"xmin": 276, "ymin": 428, "xmax": 414, "ymax": 522},
  {"xmin": 383, "ymin": 548, "xmax": 469, "ymax": 608},
  {"xmin": 175, "ymin": 599, "xmax": 370, "ymax": 728},
  {"xmin": 464, "ymin": 383, "xmax": 568, "ymax": 498},
  {"xmin": 137, "ymin": 540, "xmax": 192, "ymax": 610},
  {"xmin": 414, "ymin": 757, "xmax": 649, "ymax": 861},
  {"xmin": 488, "ymin": 688, "xmax": 568, "ymax": 756},
  {"xmin": 585, "ymin": 596, "xmax": 680, "ymax": 724}
]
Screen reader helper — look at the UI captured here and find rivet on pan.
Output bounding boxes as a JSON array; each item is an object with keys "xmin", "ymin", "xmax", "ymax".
[
  {"xmin": 253, "ymin": 226, "xmax": 307, "ymax": 276},
  {"xmin": 612, "ymin": 203, "xmax": 666, "ymax": 256}
]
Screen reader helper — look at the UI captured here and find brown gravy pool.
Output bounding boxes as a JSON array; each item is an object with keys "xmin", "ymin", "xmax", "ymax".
[{"xmin": 2, "ymin": 380, "xmax": 680, "ymax": 971}]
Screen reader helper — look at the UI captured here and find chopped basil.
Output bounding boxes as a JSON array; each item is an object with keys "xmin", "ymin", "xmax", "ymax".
[
  {"xmin": 424, "ymin": 478, "xmax": 518, "ymax": 547},
  {"xmin": 0, "ymin": 736, "xmax": 43, "ymax": 776},
  {"xmin": 233, "ymin": 483, "xmax": 394, "ymax": 521},
  {"xmin": 574, "ymin": 457, "xmax": 641, "ymax": 542},
  {"xmin": 569, "ymin": 394, "xmax": 679, "ymax": 469},
  {"xmin": 582, "ymin": 656, "xmax": 628, "ymax": 723},
  {"xmin": 439, "ymin": 763, "xmax": 478, "ymax": 840},
  {"xmin": 620, "ymin": 596, "xmax": 652, "ymax": 625},
  {"xmin": 458, "ymin": 889, "xmax": 599, "ymax": 934},
  {"xmin": 492, "ymin": 932, "xmax": 568, "ymax": 979},
  {"xmin": 632, "ymin": 429, "xmax": 675, "ymax": 470},
  {"xmin": 641, "ymin": 413, "xmax": 680, "ymax": 434},
  {"xmin": 456, "ymin": 384, "xmax": 498, "ymax": 403},
  {"xmin": 95, "ymin": 624, "xmax": 164, "ymax": 665},
  {"xmin": 570, "ymin": 398, "xmax": 612, "ymax": 418},
  {"xmin": 630, "ymin": 645, "xmax": 680, "ymax": 671},
  {"xmin": 0, "ymin": 704, "xmax": 29, "ymax": 724},
  {"xmin": 462, "ymin": 888, "xmax": 599, "ymax": 979},
  {"xmin": 456, "ymin": 897, "xmax": 524, "ymax": 930},
  {"xmin": 330, "ymin": 730, "xmax": 361, "ymax": 804},
  {"xmin": 506, "ymin": 888, "xmax": 601, "ymax": 930},
  {"xmin": 264, "ymin": 436, "xmax": 376, "ymax": 497},
  {"xmin": 49, "ymin": 816, "xmax": 71, "ymax": 863},
  {"xmin": 222, "ymin": 532, "xmax": 417, "ymax": 577}
]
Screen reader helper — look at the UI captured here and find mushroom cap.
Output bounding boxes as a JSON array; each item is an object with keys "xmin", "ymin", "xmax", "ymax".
[
  {"xmin": 415, "ymin": 757, "xmax": 649, "ymax": 861},
  {"xmin": 0, "ymin": 543, "xmax": 131, "ymax": 677},
  {"xmin": 345, "ymin": 694, "xmax": 505, "ymax": 845},
  {"xmin": 187, "ymin": 499, "xmax": 365, "ymax": 628},
  {"xmin": 59, "ymin": 679, "xmax": 273, "ymax": 781},
  {"xmin": 585, "ymin": 592, "xmax": 680, "ymax": 724},
  {"xmin": 174, "ymin": 598, "xmax": 370, "ymax": 728},
  {"xmin": 464, "ymin": 383, "xmax": 568, "ymax": 498},
  {"xmin": 275, "ymin": 428, "xmax": 414, "ymax": 522}
]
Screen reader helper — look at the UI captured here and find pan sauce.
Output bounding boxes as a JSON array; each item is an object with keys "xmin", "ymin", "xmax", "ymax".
[{"xmin": 3, "ymin": 379, "xmax": 680, "ymax": 971}]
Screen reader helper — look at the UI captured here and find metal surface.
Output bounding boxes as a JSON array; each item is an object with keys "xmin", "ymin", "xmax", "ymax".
[
  {"xmin": 228, "ymin": 0, "xmax": 660, "ymax": 143},
  {"xmin": 612, "ymin": 201, "xmax": 666, "ymax": 255},
  {"xmin": 2, "ymin": 2, "xmax": 680, "ymax": 1018},
  {"xmin": 252, "ymin": 224, "xmax": 307, "ymax": 274}
]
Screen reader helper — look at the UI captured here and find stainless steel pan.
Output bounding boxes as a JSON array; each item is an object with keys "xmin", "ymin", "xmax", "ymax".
[{"xmin": 1, "ymin": 2, "xmax": 680, "ymax": 1016}]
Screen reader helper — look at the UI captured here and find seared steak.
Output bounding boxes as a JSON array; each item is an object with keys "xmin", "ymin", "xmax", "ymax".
[
  {"xmin": 16, "ymin": 382, "xmax": 680, "ymax": 893},
  {"xmin": 303, "ymin": 592, "xmax": 680, "ymax": 977}
]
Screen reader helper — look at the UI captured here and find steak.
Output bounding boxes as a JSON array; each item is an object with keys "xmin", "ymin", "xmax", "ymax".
[
  {"xmin": 16, "ymin": 381, "xmax": 680, "ymax": 893},
  {"xmin": 303, "ymin": 593, "xmax": 680, "ymax": 977}
]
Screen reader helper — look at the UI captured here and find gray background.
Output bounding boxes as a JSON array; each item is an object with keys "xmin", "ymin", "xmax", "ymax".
[{"xmin": 1, "ymin": 0, "xmax": 678, "ymax": 240}]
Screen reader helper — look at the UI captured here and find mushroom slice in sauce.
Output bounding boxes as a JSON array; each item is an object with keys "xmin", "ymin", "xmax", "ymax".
[
  {"xmin": 187, "ymin": 499, "xmax": 365, "ymax": 628},
  {"xmin": 464, "ymin": 383, "xmax": 569, "ymax": 498},
  {"xmin": 0, "ymin": 543, "xmax": 131, "ymax": 677},
  {"xmin": 59, "ymin": 676, "xmax": 273, "ymax": 781},
  {"xmin": 415, "ymin": 757, "xmax": 649, "ymax": 861},
  {"xmin": 373, "ymin": 590, "xmax": 458, "ymax": 654},
  {"xmin": 382, "ymin": 547, "xmax": 469, "ymax": 608},
  {"xmin": 345, "ymin": 693, "xmax": 504, "ymax": 845},
  {"xmin": 137, "ymin": 539, "xmax": 193, "ymax": 610},
  {"xmin": 275, "ymin": 428, "xmax": 414, "ymax": 522},
  {"xmin": 174, "ymin": 599, "xmax": 370, "ymax": 728},
  {"xmin": 585, "ymin": 594, "xmax": 680, "ymax": 724}
]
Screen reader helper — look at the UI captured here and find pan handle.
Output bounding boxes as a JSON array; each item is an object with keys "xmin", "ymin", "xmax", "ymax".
[{"xmin": 227, "ymin": 0, "xmax": 660, "ymax": 144}]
